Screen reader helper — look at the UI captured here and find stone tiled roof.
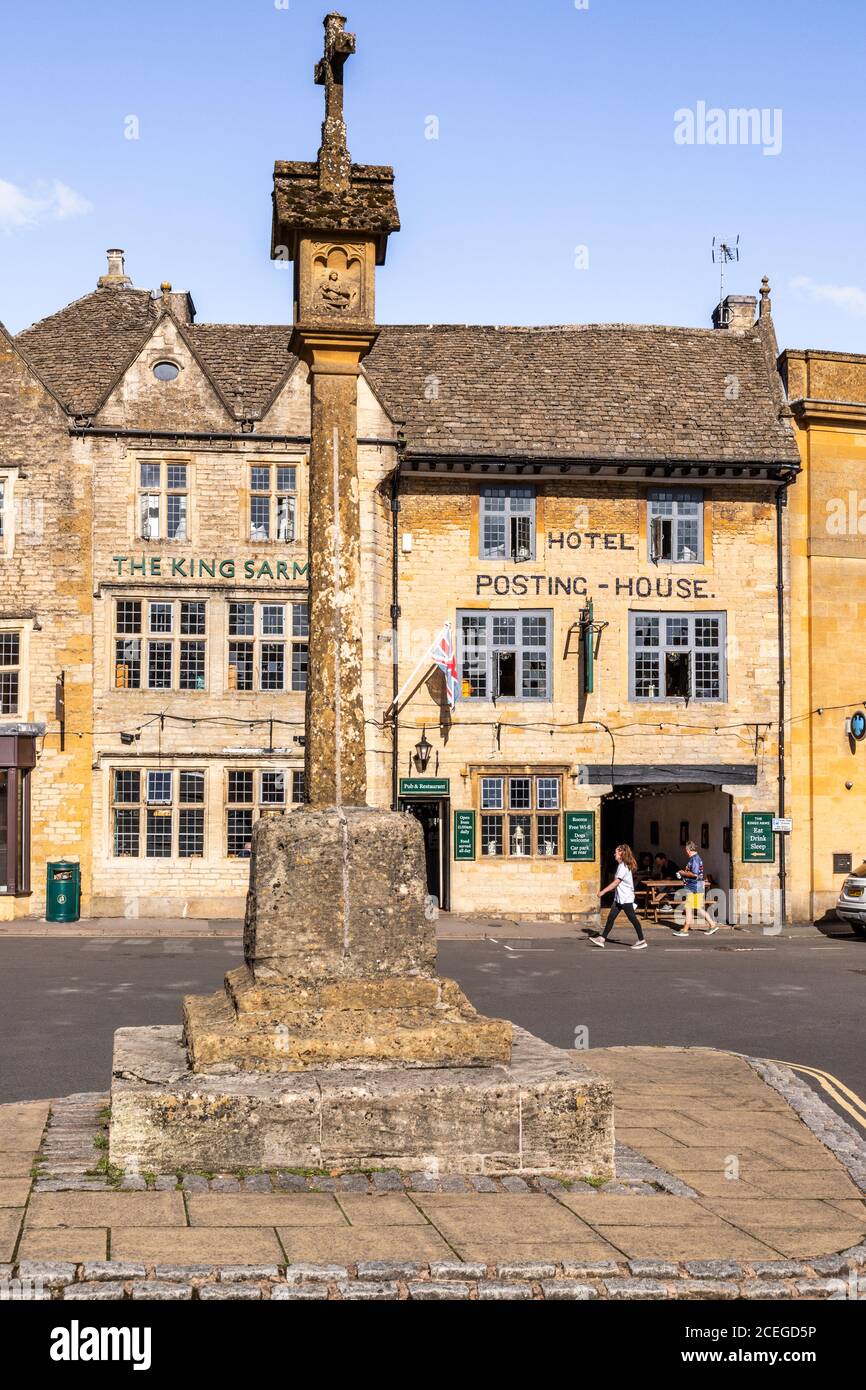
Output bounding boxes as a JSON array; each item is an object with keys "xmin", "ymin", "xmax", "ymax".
[
  {"xmin": 364, "ymin": 324, "xmax": 800, "ymax": 464},
  {"xmin": 13, "ymin": 291, "xmax": 799, "ymax": 464},
  {"xmin": 16, "ymin": 289, "xmax": 158, "ymax": 416},
  {"xmin": 186, "ymin": 325, "xmax": 296, "ymax": 418}
]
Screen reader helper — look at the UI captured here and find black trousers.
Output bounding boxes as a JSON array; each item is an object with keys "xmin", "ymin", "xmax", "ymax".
[{"xmin": 602, "ymin": 901, "xmax": 645, "ymax": 941}]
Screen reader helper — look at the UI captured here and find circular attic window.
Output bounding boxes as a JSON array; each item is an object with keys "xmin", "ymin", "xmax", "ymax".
[{"xmin": 152, "ymin": 361, "xmax": 180, "ymax": 382}]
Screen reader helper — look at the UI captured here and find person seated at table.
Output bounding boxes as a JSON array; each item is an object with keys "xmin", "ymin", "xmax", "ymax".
[
  {"xmin": 651, "ymin": 852, "xmax": 673, "ymax": 879},
  {"xmin": 636, "ymin": 852, "xmax": 654, "ymax": 882},
  {"xmin": 650, "ymin": 851, "xmax": 677, "ymax": 912}
]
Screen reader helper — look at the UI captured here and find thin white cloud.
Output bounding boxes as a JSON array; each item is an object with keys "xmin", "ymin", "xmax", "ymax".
[
  {"xmin": 0, "ymin": 177, "xmax": 93, "ymax": 232},
  {"xmin": 791, "ymin": 275, "xmax": 866, "ymax": 318}
]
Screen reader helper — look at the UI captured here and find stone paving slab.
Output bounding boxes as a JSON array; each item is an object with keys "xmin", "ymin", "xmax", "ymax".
[
  {"xmin": 110, "ymin": 1228, "xmax": 286, "ymax": 1265},
  {"xmin": 698, "ymin": 1198, "xmax": 864, "ymax": 1230},
  {"xmin": 0, "ymin": 1154, "xmax": 35, "ymax": 1177},
  {"xmin": 276, "ymin": 1226, "xmax": 454, "ymax": 1264},
  {"xmin": 18, "ymin": 1229, "xmax": 108, "ymax": 1261},
  {"xmin": 186, "ymin": 1194, "xmax": 347, "ymax": 1229},
  {"xmin": 333, "ymin": 1194, "xmax": 428, "ymax": 1226},
  {"xmin": 674, "ymin": 1172, "xmax": 769, "ymax": 1198},
  {"xmin": 0, "ymin": 1208, "xmax": 24, "ymax": 1261},
  {"xmin": 25, "ymin": 1192, "xmax": 186, "ymax": 1229},
  {"xmin": 557, "ymin": 1194, "xmax": 721, "ymax": 1227},
  {"xmin": 0, "ymin": 1105, "xmax": 50, "ymax": 1154},
  {"xmin": 451, "ymin": 1238, "xmax": 624, "ymax": 1263},
  {"xmin": 590, "ymin": 1225, "xmax": 780, "ymax": 1262},
  {"xmin": 827, "ymin": 1198, "xmax": 866, "ymax": 1218},
  {"xmin": 752, "ymin": 1229, "xmax": 866, "ymax": 1260},
  {"xmin": 408, "ymin": 1194, "xmax": 597, "ymax": 1244},
  {"xmin": 0, "ymin": 1179, "xmax": 30, "ymax": 1206}
]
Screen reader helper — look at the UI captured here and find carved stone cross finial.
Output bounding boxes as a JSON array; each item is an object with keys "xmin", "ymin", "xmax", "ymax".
[{"xmin": 315, "ymin": 12, "xmax": 355, "ymax": 191}]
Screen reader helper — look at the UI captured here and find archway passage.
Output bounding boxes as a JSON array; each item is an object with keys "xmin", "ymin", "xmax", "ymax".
[{"xmin": 600, "ymin": 783, "xmax": 733, "ymax": 910}]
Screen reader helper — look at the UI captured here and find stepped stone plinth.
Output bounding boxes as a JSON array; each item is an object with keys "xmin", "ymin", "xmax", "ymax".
[{"xmin": 110, "ymin": 810, "xmax": 614, "ymax": 1177}]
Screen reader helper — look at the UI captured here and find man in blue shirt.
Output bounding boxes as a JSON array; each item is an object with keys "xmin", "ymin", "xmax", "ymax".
[{"xmin": 672, "ymin": 840, "xmax": 720, "ymax": 937}]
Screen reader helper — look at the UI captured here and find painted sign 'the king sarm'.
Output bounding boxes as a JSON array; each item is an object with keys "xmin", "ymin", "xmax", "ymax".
[{"xmin": 111, "ymin": 556, "xmax": 310, "ymax": 582}]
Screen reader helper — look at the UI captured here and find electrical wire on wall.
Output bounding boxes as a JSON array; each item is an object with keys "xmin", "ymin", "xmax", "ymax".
[{"xmin": 29, "ymin": 697, "xmax": 864, "ymax": 745}]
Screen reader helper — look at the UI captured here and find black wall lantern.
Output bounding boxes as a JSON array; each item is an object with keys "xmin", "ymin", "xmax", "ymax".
[{"xmin": 414, "ymin": 728, "xmax": 432, "ymax": 773}]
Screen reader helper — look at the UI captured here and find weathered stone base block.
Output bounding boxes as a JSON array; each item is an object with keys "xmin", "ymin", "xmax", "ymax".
[
  {"xmin": 110, "ymin": 1025, "xmax": 614, "ymax": 1178},
  {"xmin": 183, "ymin": 966, "xmax": 512, "ymax": 1071}
]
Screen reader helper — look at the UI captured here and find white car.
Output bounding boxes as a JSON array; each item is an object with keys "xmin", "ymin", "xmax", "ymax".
[{"xmin": 836, "ymin": 861, "xmax": 866, "ymax": 937}]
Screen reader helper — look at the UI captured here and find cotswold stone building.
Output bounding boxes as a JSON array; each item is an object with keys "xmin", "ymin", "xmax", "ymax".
[{"xmin": 0, "ymin": 242, "xmax": 801, "ymax": 920}]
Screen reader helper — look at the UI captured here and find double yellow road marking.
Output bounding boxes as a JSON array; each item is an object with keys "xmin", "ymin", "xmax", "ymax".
[{"xmin": 767, "ymin": 1058, "xmax": 866, "ymax": 1132}]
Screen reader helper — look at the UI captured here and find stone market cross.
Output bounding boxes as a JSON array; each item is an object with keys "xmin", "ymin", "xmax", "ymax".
[{"xmin": 108, "ymin": 12, "xmax": 613, "ymax": 1181}]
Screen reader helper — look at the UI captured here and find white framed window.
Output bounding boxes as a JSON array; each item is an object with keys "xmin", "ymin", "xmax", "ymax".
[
  {"xmin": 458, "ymin": 609, "xmax": 551, "ymax": 700},
  {"xmin": 249, "ymin": 465, "xmax": 297, "ymax": 543},
  {"xmin": 480, "ymin": 487, "xmax": 535, "ymax": 561},
  {"xmin": 648, "ymin": 490, "xmax": 703, "ymax": 564},
  {"xmin": 477, "ymin": 773, "xmax": 563, "ymax": 859},
  {"xmin": 227, "ymin": 601, "xmax": 308, "ymax": 693},
  {"xmin": 138, "ymin": 460, "xmax": 189, "ymax": 541},
  {"xmin": 112, "ymin": 768, "xmax": 205, "ymax": 859},
  {"xmin": 113, "ymin": 599, "xmax": 207, "ymax": 691},
  {"xmin": 0, "ymin": 631, "xmax": 21, "ymax": 715},
  {"xmin": 630, "ymin": 611, "xmax": 727, "ymax": 701}
]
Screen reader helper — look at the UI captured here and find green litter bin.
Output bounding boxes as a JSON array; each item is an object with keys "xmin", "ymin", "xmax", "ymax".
[{"xmin": 46, "ymin": 861, "xmax": 80, "ymax": 923}]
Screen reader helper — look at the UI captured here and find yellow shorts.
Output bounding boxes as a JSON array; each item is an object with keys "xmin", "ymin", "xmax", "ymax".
[{"xmin": 687, "ymin": 892, "xmax": 704, "ymax": 910}]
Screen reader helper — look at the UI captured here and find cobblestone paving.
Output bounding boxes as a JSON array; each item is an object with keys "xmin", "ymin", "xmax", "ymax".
[
  {"xmin": 3, "ymin": 1250, "xmax": 865, "ymax": 1301},
  {"xmin": 28, "ymin": 1094, "xmax": 686, "ymax": 1197}
]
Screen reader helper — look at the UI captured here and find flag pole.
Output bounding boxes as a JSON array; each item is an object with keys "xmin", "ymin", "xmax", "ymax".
[{"xmin": 386, "ymin": 625, "xmax": 450, "ymax": 716}]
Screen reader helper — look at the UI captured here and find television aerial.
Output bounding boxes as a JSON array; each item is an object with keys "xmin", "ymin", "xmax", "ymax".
[{"xmin": 712, "ymin": 236, "xmax": 740, "ymax": 321}]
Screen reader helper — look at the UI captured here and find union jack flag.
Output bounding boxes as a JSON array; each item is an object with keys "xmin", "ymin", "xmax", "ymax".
[{"xmin": 428, "ymin": 623, "xmax": 459, "ymax": 710}]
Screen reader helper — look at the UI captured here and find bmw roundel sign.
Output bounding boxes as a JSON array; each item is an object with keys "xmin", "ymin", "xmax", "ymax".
[{"xmin": 850, "ymin": 710, "xmax": 866, "ymax": 742}]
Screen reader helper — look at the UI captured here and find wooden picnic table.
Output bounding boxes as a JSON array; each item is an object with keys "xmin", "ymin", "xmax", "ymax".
[
  {"xmin": 643, "ymin": 878, "xmax": 683, "ymax": 923},
  {"xmin": 642, "ymin": 876, "xmax": 716, "ymax": 923}
]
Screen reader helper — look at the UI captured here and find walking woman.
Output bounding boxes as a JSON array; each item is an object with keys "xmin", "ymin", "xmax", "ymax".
[
  {"xmin": 672, "ymin": 840, "xmax": 720, "ymax": 937},
  {"xmin": 591, "ymin": 844, "xmax": 647, "ymax": 949}
]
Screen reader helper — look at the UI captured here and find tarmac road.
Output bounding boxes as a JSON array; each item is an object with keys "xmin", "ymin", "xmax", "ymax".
[{"xmin": 0, "ymin": 928, "xmax": 864, "ymax": 1135}]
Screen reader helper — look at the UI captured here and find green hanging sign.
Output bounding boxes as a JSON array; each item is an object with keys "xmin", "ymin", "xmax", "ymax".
[
  {"xmin": 565, "ymin": 811, "xmax": 596, "ymax": 862},
  {"xmin": 399, "ymin": 778, "xmax": 451, "ymax": 797},
  {"xmin": 742, "ymin": 812, "xmax": 775, "ymax": 863},
  {"xmin": 453, "ymin": 810, "xmax": 476, "ymax": 861}
]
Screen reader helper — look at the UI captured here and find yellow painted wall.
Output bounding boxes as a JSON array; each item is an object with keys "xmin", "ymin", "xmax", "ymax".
[{"xmin": 783, "ymin": 350, "xmax": 866, "ymax": 920}]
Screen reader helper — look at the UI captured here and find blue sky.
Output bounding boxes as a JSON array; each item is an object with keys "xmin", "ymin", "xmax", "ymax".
[{"xmin": 1, "ymin": 0, "xmax": 864, "ymax": 353}]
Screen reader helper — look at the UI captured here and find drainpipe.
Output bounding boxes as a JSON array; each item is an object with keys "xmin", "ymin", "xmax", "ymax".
[
  {"xmin": 776, "ymin": 481, "xmax": 789, "ymax": 922},
  {"xmin": 390, "ymin": 457, "xmax": 403, "ymax": 811}
]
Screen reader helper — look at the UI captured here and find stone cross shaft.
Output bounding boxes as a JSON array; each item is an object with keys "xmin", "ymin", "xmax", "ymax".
[
  {"xmin": 315, "ymin": 11, "xmax": 355, "ymax": 191},
  {"xmin": 303, "ymin": 340, "xmax": 372, "ymax": 808}
]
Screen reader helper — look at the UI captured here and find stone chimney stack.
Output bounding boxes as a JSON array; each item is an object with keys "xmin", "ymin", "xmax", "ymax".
[
  {"xmin": 712, "ymin": 293, "xmax": 757, "ymax": 331},
  {"xmin": 159, "ymin": 281, "xmax": 196, "ymax": 326},
  {"xmin": 98, "ymin": 248, "xmax": 132, "ymax": 289}
]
